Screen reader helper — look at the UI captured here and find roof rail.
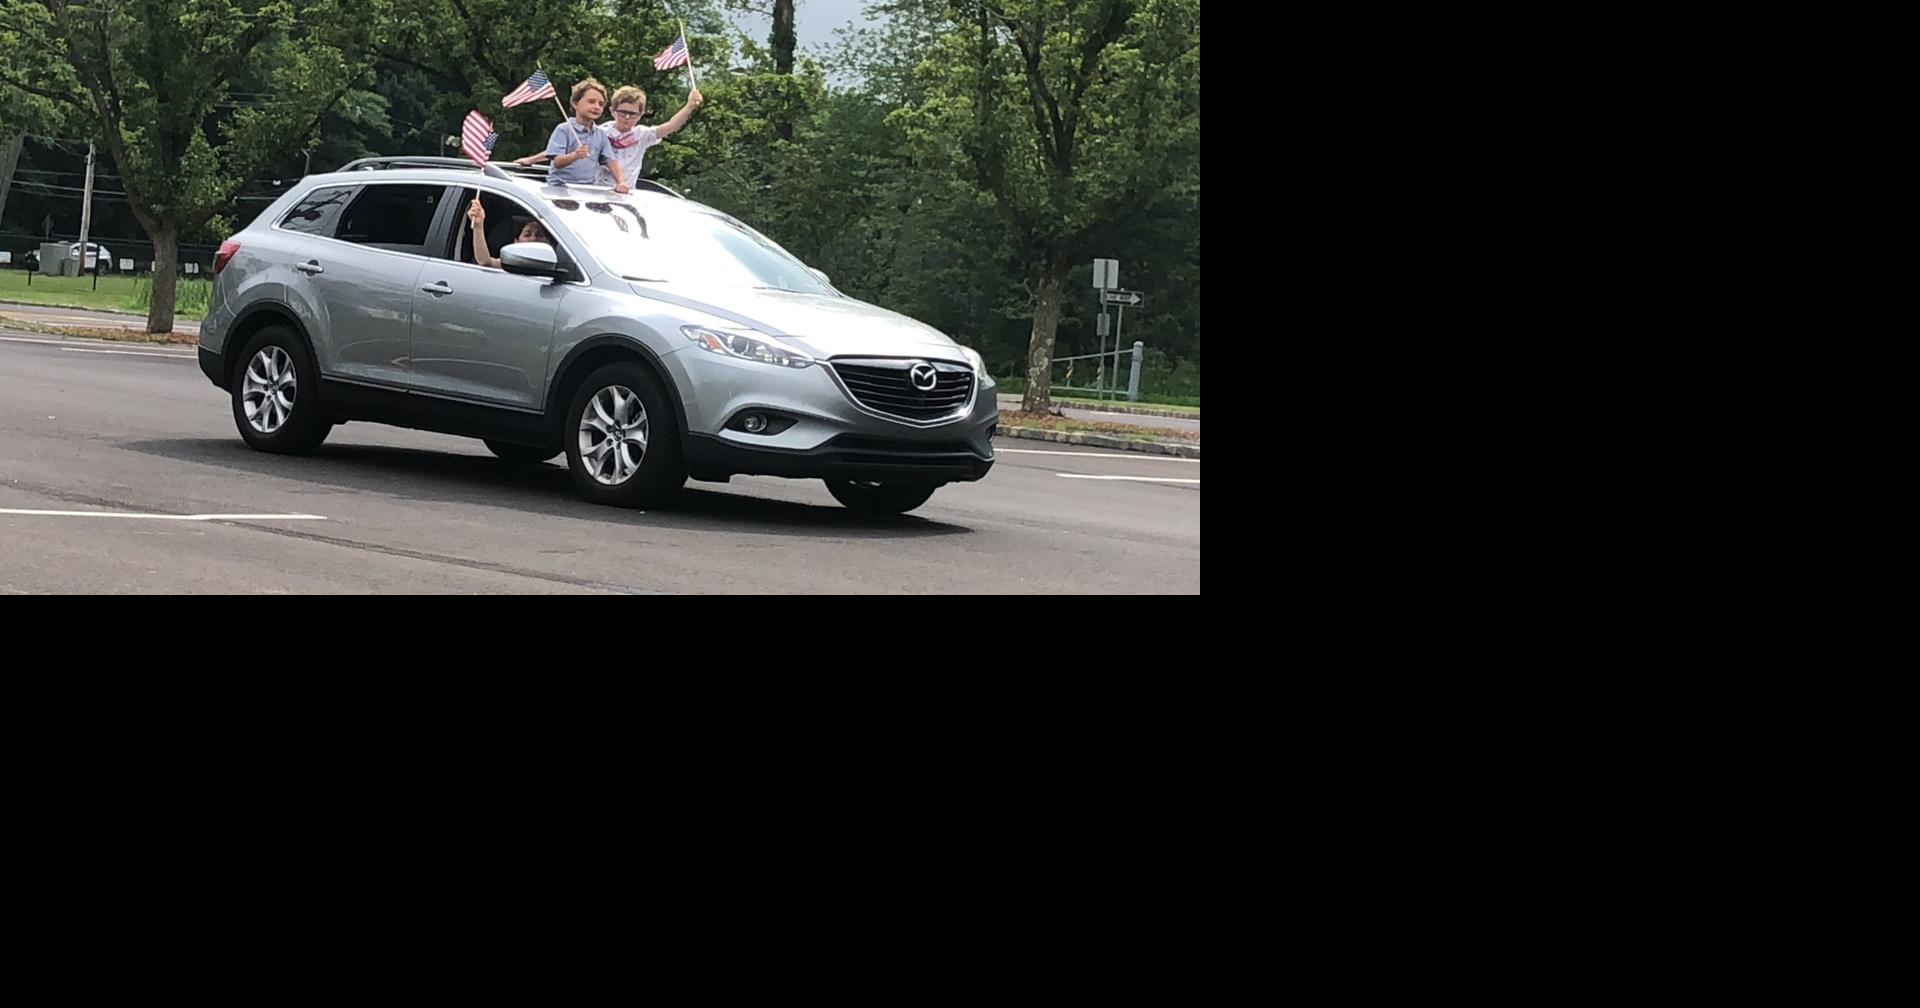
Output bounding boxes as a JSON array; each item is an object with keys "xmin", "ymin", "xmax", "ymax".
[
  {"xmin": 333, "ymin": 156, "xmax": 685, "ymax": 197},
  {"xmin": 335, "ymin": 156, "xmax": 551, "ymax": 179},
  {"xmin": 630, "ymin": 179, "xmax": 684, "ymax": 198}
]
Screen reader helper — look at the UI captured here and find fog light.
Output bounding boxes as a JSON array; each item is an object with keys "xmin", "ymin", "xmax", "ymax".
[{"xmin": 729, "ymin": 410, "xmax": 795, "ymax": 435}]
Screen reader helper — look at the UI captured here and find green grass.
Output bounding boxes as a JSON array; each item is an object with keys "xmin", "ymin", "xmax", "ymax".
[
  {"xmin": 0, "ymin": 270, "xmax": 209, "ymax": 319},
  {"xmin": 123, "ymin": 275, "xmax": 211, "ymax": 316}
]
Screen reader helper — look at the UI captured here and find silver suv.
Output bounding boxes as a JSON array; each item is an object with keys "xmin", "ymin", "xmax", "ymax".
[{"xmin": 195, "ymin": 157, "xmax": 996, "ymax": 514}]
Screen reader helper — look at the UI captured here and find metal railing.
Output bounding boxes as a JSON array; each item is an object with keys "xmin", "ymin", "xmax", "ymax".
[{"xmin": 1048, "ymin": 340, "xmax": 1145, "ymax": 402}]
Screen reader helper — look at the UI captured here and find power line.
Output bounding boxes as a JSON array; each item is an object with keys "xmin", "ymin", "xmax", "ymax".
[
  {"xmin": 13, "ymin": 166, "xmax": 124, "ymax": 180},
  {"xmin": 9, "ymin": 180, "xmax": 130, "ymax": 197},
  {"xmin": 11, "ymin": 169, "xmax": 296, "ymax": 187}
]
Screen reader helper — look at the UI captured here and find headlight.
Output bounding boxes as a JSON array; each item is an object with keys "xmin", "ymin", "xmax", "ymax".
[
  {"xmin": 683, "ymin": 326, "xmax": 814, "ymax": 369},
  {"xmin": 958, "ymin": 345, "xmax": 986, "ymax": 376}
]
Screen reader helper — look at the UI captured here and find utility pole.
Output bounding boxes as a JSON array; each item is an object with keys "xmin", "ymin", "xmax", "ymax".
[{"xmin": 76, "ymin": 142, "xmax": 96, "ymax": 274}]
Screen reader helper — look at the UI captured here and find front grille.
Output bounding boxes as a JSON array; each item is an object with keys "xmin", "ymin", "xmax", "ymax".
[{"xmin": 830, "ymin": 358, "xmax": 974, "ymax": 422}]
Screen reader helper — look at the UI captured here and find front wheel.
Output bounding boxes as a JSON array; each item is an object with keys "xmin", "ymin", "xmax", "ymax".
[{"xmin": 562, "ymin": 363, "xmax": 685, "ymax": 508}]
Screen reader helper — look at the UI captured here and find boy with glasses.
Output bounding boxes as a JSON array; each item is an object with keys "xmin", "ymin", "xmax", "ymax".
[{"xmin": 597, "ymin": 85, "xmax": 704, "ymax": 189}]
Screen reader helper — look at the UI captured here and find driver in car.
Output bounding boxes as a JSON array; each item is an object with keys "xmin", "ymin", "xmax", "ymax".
[{"xmin": 467, "ymin": 198, "xmax": 552, "ymax": 270}]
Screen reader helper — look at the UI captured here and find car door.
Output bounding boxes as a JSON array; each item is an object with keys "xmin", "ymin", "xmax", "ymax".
[
  {"xmin": 406, "ymin": 185, "xmax": 570, "ymax": 410},
  {"xmin": 282, "ymin": 182, "xmax": 447, "ymax": 388}
]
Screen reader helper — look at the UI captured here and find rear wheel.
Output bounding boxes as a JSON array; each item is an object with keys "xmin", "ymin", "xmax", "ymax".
[{"xmin": 231, "ymin": 326, "xmax": 332, "ymax": 454}]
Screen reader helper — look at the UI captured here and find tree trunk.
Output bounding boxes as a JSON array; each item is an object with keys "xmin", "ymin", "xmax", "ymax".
[
  {"xmin": 772, "ymin": 0, "xmax": 796, "ymax": 141},
  {"xmin": 772, "ymin": 0, "xmax": 796, "ymax": 73},
  {"xmin": 1020, "ymin": 258, "xmax": 1069, "ymax": 413},
  {"xmin": 0, "ymin": 131, "xmax": 23, "ymax": 227},
  {"xmin": 146, "ymin": 222, "xmax": 178, "ymax": 334}
]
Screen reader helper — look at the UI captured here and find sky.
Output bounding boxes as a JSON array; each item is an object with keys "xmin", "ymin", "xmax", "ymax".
[{"xmin": 722, "ymin": 1, "xmax": 882, "ymax": 85}]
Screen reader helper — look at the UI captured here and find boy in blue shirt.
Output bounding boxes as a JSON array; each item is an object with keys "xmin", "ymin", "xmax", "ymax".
[{"xmin": 544, "ymin": 77, "xmax": 630, "ymax": 192}]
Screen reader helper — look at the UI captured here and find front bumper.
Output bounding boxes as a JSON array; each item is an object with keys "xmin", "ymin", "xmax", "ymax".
[
  {"xmin": 666, "ymin": 347, "xmax": 999, "ymax": 483},
  {"xmin": 684, "ymin": 421, "xmax": 997, "ymax": 485}
]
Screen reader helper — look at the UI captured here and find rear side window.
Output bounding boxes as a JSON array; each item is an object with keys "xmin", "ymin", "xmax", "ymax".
[
  {"xmin": 278, "ymin": 185, "xmax": 357, "ymax": 236},
  {"xmin": 334, "ymin": 184, "xmax": 446, "ymax": 254}
]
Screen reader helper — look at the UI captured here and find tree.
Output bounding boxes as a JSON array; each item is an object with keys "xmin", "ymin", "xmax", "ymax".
[
  {"xmin": 0, "ymin": 11, "xmax": 82, "ymax": 237},
  {"xmin": 368, "ymin": 0, "xmax": 722, "ymax": 165},
  {"xmin": 0, "ymin": 0, "xmax": 374, "ymax": 332},
  {"xmin": 0, "ymin": 90, "xmax": 66, "ymax": 231},
  {"xmin": 771, "ymin": 0, "xmax": 795, "ymax": 137},
  {"xmin": 772, "ymin": 0, "xmax": 796, "ymax": 74},
  {"xmin": 899, "ymin": 0, "xmax": 1198, "ymax": 411},
  {"xmin": 719, "ymin": 0, "xmax": 801, "ymax": 139}
]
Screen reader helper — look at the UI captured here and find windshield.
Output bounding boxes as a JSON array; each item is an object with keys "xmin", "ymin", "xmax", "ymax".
[{"xmin": 543, "ymin": 197, "xmax": 834, "ymax": 295}]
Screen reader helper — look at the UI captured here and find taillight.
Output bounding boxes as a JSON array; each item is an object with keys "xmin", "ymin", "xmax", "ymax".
[{"xmin": 214, "ymin": 239, "xmax": 240, "ymax": 274}]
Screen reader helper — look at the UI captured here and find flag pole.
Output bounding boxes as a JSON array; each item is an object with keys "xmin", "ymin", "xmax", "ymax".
[
  {"xmin": 679, "ymin": 20, "xmax": 697, "ymax": 90},
  {"xmin": 551, "ymin": 75, "xmax": 578, "ymax": 152},
  {"xmin": 527, "ymin": 67, "xmax": 566, "ymax": 123}
]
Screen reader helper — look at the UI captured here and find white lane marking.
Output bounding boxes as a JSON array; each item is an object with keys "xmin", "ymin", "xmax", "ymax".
[
  {"xmin": 60, "ymin": 347, "xmax": 192, "ymax": 358},
  {"xmin": 1055, "ymin": 474, "xmax": 1200, "ymax": 485},
  {"xmin": 0, "ymin": 509, "xmax": 327, "ymax": 521},
  {"xmin": 995, "ymin": 447, "xmax": 1198, "ymax": 462}
]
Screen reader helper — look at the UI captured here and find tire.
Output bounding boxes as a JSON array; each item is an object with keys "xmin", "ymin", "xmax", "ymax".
[
  {"xmin": 485, "ymin": 439, "xmax": 560, "ymax": 464},
  {"xmin": 562, "ymin": 362, "xmax": 684, "ymax": 507},
  {"xmin": 825, "ymin": 480, "xmax": 938, "ymax": 515},
  {"xmin": 231, "ymin": 325, "xmax": 332, "ymax": 454}
]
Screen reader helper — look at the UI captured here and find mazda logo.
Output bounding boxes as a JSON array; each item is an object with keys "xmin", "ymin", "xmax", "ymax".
[{"xmin": 909, "ymin": 363, "xmax": 938, "ymax": 391}]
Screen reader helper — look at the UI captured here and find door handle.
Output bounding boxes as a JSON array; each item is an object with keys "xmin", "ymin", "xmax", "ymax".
[
  {"xmin": 294, "ymin": 260, "xmax": 323, "ymax": 275},
  {"xmin": 419, "ymin": 280, "xmax": 453, "ymax": 296}
]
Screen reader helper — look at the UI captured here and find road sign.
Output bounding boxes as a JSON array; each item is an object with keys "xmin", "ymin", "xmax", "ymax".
[
  {"xmin": 1092, "ymin": 257, "xmax": 1118, "ymax": 289},
  {"xmin": 1101, "ymin": 289, "xmax": 1142, "ymax": 306}
]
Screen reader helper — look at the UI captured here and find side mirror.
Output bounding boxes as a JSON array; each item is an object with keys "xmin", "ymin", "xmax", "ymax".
[
  {"xmin": 808, "ymin": 267, "xmax": 832, "ymax": 287},
  {"xmin": 501, "ymin": 242, "xmax": 565, "ymax": 279}
]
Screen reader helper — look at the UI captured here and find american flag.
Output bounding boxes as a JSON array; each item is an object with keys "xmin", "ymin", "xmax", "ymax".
[
  {"xmin": 461, "ymin": 110, "xmax": 498, "ymax": 167},
  {"xmin": 654, "ymin": 36, "xmax": 689, "ymax": 70},
  {"xmin": 501, "ymin": 69, "xmax": 555, "ymax": 108}
]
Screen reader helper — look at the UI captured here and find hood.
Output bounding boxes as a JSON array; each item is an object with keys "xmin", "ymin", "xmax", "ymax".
[{"xmin": 626, "ymin": 283, "xmax": 966, "ymax": 362}]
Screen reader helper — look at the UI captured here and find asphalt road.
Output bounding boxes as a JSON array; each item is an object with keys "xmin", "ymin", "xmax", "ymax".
[{"xmin": 0, "ymin": 331, "xmax": 1199, "ymax": 594}]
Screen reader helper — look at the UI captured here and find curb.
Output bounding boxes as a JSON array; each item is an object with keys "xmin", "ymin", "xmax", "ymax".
[
  {"xmin": 997, "ymin": 425, "xmax": 1200, "ymax": 458},
  {"xmin": 1, "ymin": 298, "xmax": 137, "ymax": 318},
  {"xmin": 0, "ymin": 299, "xmax": 201, "ymax": 330}
]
